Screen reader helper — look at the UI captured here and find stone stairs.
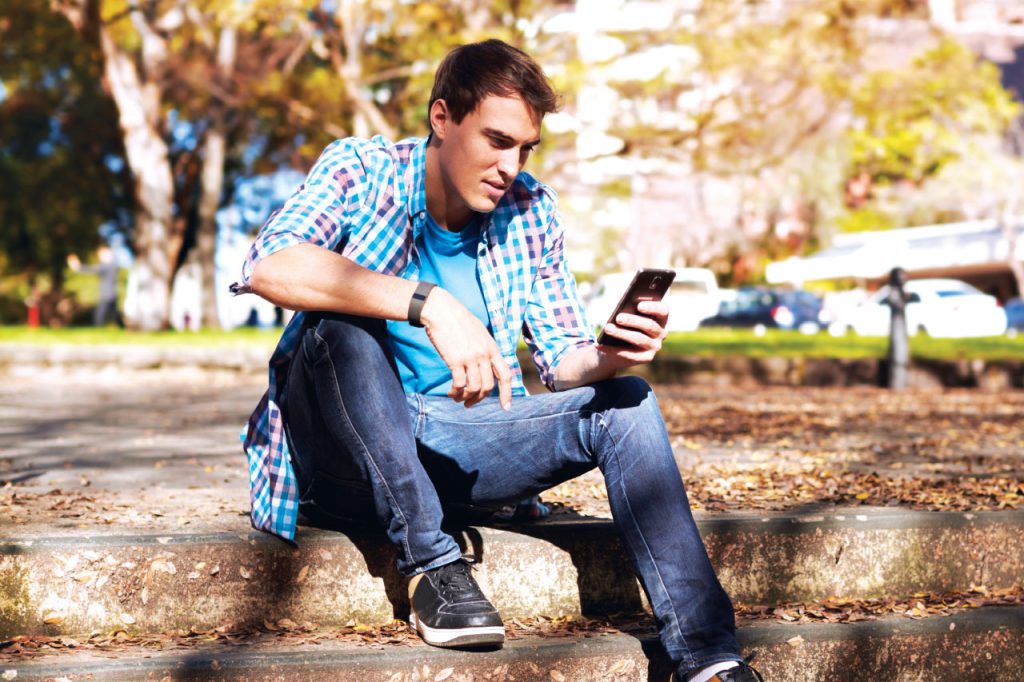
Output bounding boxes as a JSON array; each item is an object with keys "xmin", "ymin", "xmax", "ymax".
[
  {"xmin": 5, "ymin": 606, "xmax": 1024, "ymax": 681},
  {"xmin": 2, "ymin": 370, "xmax": 1021, "ymax": 680},
  {"xmin": 2, "ymin": 510, "xmax": 1023, "ymax": 680}
]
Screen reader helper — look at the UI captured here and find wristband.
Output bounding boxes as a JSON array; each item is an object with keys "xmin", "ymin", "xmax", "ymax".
[{"xmin": 408, "ymin": 281, "xmax": 436, "ymax": 328}]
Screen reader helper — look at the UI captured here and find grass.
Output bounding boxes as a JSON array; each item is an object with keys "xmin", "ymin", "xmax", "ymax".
[
  {"xmin": 2, "ymin": 325, "xmax": 1024, "ymax": 360},
  {"xmin": 0, "ymin": 325, "xmax": 281, "ymax": 348},
  {"xmin": 662, "ymin": 328, "xmax": 1024, "ymax": 361}
]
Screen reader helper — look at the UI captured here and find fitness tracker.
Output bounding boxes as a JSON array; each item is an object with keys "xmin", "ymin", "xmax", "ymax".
[{"xmin": 408, "ymin": 281, "xmax": 436, "ymax": 328}]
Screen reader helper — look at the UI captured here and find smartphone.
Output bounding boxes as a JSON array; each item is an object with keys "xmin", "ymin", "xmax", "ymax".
[{"xmin": 596, "ymin": 269, "xmax": 676, "ymax": 347}]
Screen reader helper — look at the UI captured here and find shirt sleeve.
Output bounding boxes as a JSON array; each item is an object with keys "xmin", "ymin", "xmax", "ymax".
[
  {"xmin": 233, "ymin": 139, "xmax": 371, "ymax": 294},
  {"xmin": 522, "ymin": 206, "xmax": 596, "ymax": 391}
]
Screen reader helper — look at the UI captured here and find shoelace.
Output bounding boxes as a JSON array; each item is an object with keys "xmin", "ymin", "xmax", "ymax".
[
  {"xmin": 437, "ymin": 558, "xmax": 477, "ymax": 596},
  {"xmin": 737, "ymin": 653, "xmax": 764, "ymax": 682}
]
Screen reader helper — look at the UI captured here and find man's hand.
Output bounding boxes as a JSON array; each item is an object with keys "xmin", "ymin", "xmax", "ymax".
[
  {"xmin": 596, "ymin": 300, "xmax": 670, "ymax": 368},
  {"xmin": 420, "ymin": 287, "xmax": 512, "ymax": 410}
]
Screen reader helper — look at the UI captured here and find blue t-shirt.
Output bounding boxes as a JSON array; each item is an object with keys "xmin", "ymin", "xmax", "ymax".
[{"xmin": 387, "ymin": 212, "xmax": 492, "ymax": 395}]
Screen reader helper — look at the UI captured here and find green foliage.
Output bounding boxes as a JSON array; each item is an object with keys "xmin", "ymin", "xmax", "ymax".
[
  {"xmin": 847, "ymin": 38, "xmax": 1021, "ymax": 184},
  {"xmin": 836, "ymin": 207, "xmax": 895, "ymax": 233},
  {"xmin": 0, "ymin": 0, "xmax": 131, "ymax": 293}
]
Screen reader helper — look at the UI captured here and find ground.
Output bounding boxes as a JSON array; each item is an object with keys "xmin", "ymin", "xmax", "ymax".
[{"xmin": 0, "ymin": 368, "xmax": 1021, "ymax": 661}]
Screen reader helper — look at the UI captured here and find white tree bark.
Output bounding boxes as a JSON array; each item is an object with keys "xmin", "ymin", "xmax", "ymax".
[
  {"xmin": 54, "ymin": 0, "xmax": 175, "ymax": 330},
  {"xmin": 196, "ymin": 24, "xmax": 237, "ymax": 329},
  {"xmin": 334, "ymin": 0, "xmax": 395, "ymax": 139},
  {"xmin": 98, "ymin": 26, "xmax": 175, "ymax": 331}
]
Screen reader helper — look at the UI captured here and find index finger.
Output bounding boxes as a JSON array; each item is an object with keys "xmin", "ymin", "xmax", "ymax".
[{"xmin": 491, "ymin": 353, "xmax": 512, "ymax": 411}]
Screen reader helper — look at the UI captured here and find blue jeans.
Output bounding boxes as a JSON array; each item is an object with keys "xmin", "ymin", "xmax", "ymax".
[{"xmin": 282, "ymin": 313, "xmax": 741, "ymax": 676}]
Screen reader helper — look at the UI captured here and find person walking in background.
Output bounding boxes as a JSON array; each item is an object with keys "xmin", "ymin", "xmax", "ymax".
[
  {"xmin": 233, "ymin": 40, "xmax": 761, "ymax": 682},
  {"xmin": 68, "ymin": 245, "xmax": 123, "ymax": 327}
]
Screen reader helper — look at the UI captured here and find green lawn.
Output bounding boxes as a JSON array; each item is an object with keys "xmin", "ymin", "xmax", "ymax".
[
  {"xmin": 2, "ymin": 325, "xmax": 1023, "ymax": 361},
  {"xmin": 0, "ymin": 325, "xmax": 281, "ymax": 348},
  {"xmin": 661, "ymin": 328, "xmax": 1024, "ymax": 361}
]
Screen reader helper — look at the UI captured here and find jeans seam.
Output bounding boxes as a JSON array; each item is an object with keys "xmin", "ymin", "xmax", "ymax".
[
  {"xmin": 599, "ymin": 415, "xmax": 695, "ymax": 668},
  {"xmin": 423, "ymin": 408, "xmax": 581, "ymax": 427},
  {"xmin": 317, "ymin": 329, "xmax": 418, "ymax": 567}
]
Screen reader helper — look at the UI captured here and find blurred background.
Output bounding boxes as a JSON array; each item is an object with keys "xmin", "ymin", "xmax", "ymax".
[{"xmin": 2, "ymin": 0, "xmax": 1023, "ymax": 341}]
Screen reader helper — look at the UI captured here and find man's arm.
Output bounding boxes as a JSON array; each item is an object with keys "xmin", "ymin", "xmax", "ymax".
[
  {"xmin": 552, "ymin": 300, "xmax": 670, "ymax": 391},
  {"xmin": 252, "ymin": 244, "xmax": 512, "ymax": 410}
]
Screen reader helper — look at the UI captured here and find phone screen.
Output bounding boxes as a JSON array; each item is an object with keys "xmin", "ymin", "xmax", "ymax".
[{"xmin": 596, "ymin": 269, "xmax": 676, "ymax": 347}]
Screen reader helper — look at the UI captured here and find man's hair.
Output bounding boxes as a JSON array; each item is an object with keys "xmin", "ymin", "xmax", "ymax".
[{"xmin": 428, "ymin": 39, "xmax": 560, "ymax": 132}]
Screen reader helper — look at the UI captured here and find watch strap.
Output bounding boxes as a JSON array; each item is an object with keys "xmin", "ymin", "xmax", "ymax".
[{"xmin": 408, "ymin": 281, "xmax": 436, "ymax": 328}]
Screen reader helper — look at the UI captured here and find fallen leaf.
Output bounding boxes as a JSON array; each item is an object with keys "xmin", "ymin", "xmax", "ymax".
[
  {"xmin": 42, "ymin": 611, "xmax": 65, "ymax": 625},
  {"xmin": 550, "ymin": 671, "xmax": 566, "ymax": 682},
  {"xmin": 434, "ymin": 668, "xmax": 454, "ymax": 681},
  {"xmin": 120, "ymin": 613, "xmax": 136, "ymax": 625},
  {"xmin": 297, "ymin": 565, "xmax": 310, "ymax": 583},
  {"xmin": 787, "ymin": 635, "xmax": 804, "ymax": 647},
  {"xmin": 239, "ymin": 567, "xmax": 252, "ymax": 580}
]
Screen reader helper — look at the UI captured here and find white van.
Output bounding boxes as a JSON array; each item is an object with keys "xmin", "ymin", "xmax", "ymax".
[{"xmin": 585, "ymin": 268, "xmax": 720, "ymax": 333}]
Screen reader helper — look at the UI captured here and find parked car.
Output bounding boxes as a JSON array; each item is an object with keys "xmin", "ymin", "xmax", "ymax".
[
  {"xmin": 699, "ymin": 287, "xmax": 824, "ymax": 333},
  {"xmin": 586, "ymin": 268, "xmax": 720, "ymax": 332},
  {"xmin": 827, "ymin": 278, "xmax": 1007, "ymax": 338},
  {"xmin": 1005, "ymin": 298, "xmax": 1024, "ymax": 336}
]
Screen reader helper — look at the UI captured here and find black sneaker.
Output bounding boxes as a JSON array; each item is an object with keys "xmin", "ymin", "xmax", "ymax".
[
  {"xmin": 408, "ymin": 558, "xmax": 505, "ymax": 648},
  {"xmin": 711, "ymin": 662, "xmax": 765, "ymax": 682}
]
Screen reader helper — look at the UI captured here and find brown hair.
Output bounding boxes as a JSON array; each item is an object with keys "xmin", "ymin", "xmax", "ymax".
[{"xmin": 428, "ymin": 39, "xmax": 560, "ymax": 132}]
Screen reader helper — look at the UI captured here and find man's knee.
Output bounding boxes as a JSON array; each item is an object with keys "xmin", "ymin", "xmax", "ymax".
[
  {"xmin": 603, "ymin": 375, "xmax": 658, "ymax": 415},
  {"xmin": 312, "ymin": 313, "xmax": 387, "ymax": 350}
]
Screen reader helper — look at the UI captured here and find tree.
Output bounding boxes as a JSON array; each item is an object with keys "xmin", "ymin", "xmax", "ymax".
[
  {"xmin": 49, "ymin": 0, "xmax": 547, "ymax": 329},
  {"xmin": 0, "ymin": 0, "xmax": 131, "ymax": 325},
  {"xmin": 564, "ymin": 0, "xmax": 1021, "ymax": 279}
]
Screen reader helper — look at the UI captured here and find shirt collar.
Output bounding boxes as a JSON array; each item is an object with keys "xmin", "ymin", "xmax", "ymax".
[
  {"xmin": 405, "ymin": 135, "xmax": 498, "ymax": 242},
  {"xmin": 406, "ymin": 137, "xmax": 428, "ymax": 223}
]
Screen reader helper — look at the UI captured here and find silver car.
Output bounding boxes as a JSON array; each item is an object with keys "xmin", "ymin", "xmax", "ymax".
[{"xmin": 828, "ymin": 278, "xmax": 1007, "ymax": 338}]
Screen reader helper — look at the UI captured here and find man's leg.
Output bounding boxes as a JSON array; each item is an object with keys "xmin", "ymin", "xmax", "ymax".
[
  {"xmin": 282, "ymin": 313, "xmax": 464, "ymax": 573},
  {"xmin": 413, "ymin": 376, "xmax": 742, "ymax": 678},
  {"xmin": 280, "ymin": 313, "xmax": 504, "ymax": 647}
]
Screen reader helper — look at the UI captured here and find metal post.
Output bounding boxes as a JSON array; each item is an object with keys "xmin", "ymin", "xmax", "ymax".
[{"xmin": 886, "ymin": 267, "xmax": 909, "ymax": 389}]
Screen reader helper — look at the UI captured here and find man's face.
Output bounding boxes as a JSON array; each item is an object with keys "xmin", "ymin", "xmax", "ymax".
[{"xmin": 432, "ymin": 94, "xmax": 542, "ymax": 220}]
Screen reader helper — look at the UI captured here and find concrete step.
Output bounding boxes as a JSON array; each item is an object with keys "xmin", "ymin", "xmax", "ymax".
[
  {"xmin": 3, "ymin": 606, "xmax": 1022, "ymax": 681},
  {"xmin": 2, "ymin": 510, "xmax": 1021, "ymax": 638}
]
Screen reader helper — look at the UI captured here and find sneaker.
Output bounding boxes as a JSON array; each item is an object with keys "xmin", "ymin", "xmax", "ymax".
[
  {"xmin": 711, "ymin": 662, "xmax": 764, "ymax": 682},
  {"xmin": 408, "ymin": 558, "xmax": 505, "ymax": 648}
]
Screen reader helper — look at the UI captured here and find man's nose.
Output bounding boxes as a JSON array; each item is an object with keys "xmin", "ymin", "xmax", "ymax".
[{"xmin": 496, "ymin": 148, "xmax": 520, "ymax": 178}]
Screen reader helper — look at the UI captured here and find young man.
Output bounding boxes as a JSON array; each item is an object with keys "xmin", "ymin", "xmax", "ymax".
[{"xmin": 233, "ymin": 40, "xmax": 762, "ymax": 682}]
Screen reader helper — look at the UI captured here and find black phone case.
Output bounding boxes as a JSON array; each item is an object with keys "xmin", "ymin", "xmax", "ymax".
[{"xmin": 597, "ymin": 269, "xmax": 676, "ymax": 347}]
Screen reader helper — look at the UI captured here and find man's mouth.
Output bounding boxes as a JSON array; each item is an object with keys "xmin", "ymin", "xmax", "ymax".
[{"xmin": 482, "ymin": 180, "xmax": 508, "ymax": 198}]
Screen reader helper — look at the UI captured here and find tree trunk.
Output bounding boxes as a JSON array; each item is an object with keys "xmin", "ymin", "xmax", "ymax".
[
  {"xmin": 335, "ymin": 0, "xmax": 395, "ymax": 139},
  {"xmin": 99, "ymin": 29, "xmax": 175, "ymax": 331},
  {"xmin": 55, "ymin": 0, "xmax": 175, "ymax": 331},
  {"xmin": 196, "ymin": 25, "xmax": 237, "ymax": 330}
]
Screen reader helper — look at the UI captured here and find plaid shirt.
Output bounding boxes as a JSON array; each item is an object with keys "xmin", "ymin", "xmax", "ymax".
[{"xmin": 232, "ymin": 135, "xmax": 594, "ymax": 542}]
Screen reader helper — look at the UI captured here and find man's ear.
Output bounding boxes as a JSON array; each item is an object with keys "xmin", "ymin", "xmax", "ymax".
[{"xmin": 429, "ymin": 99, "xmax": 449, "ymax": 140}]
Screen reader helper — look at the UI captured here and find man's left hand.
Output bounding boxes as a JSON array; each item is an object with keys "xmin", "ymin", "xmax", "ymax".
[{"xmin": 596, "ymin": 300, "xmax": 669, "ymax": 367}]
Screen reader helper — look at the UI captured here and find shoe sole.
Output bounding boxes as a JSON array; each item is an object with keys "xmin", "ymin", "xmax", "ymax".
[{"xmin": 409, "ymin": 611, "xmax": 505, "ymax": 648}]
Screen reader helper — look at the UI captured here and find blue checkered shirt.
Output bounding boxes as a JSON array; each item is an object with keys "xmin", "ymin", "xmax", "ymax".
[{"xmin": 232, "ymin": 136, "xmax": 595, "ymax": 542}]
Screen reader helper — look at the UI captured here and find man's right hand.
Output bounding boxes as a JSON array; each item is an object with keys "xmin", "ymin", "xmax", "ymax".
[{"xmin": 419, "ymin": 287, "xmax": 512, "ymax": 410}]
